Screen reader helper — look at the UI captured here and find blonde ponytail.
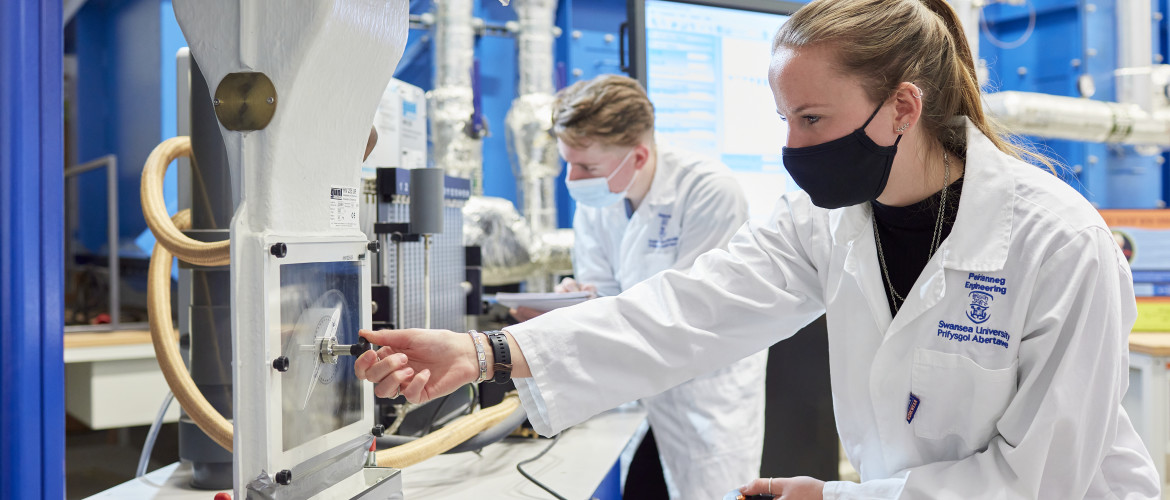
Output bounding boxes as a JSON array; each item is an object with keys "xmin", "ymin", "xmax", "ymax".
[{"xmin": 773, "ymin": 0, "xmax": 1055, "ymax": 171}]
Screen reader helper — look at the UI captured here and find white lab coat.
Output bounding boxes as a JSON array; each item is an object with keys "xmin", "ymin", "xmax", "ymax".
[
  {"xmin": 509, "ymin": 122, "xmax": 1161, "ymax": 499},
  {"xmin": 569, "ymin": 147, "xmax": 769, "ymax": 500}
]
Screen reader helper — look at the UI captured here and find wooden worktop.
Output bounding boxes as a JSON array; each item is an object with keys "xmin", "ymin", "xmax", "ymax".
[
  {"xmin": 63, "ymin": 329, "xmax": 176, "ymax": 350},
  {"xmin": 1129, "ymin": 332, "xmax": 1170, "ymax": 357}
]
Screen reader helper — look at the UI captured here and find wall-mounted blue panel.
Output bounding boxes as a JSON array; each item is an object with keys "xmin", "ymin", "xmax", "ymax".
[
  {"xmin": 1107, "ymin": 146, "xmax": 1165, "ymax": 207},
  {"xmin": 565, "ymin": 0, "xmax": 626, "ymax": 86},
  {"xmin": 982, "ymin": 0, "xmax": 1164, "ymax": 208},
  {"xmin": 73, "ymin": 3, "xmax": 115, "ymax": 254},
  {"xmin": 72, "ymin": 0, "xmax": 186, "ymax": 256},
  {"xmin": 396, "ymin": 0, "xmax": 436, "ymax": 88},
  {"xmin": 1155, "ymin": 0, "xmax": 1165, "ymax": 61},
  {"xmin": 479, "ymin": 0, "xmax": 522, "ymax": 205},
  {"xmin": 1, "ymin": 0, "xmax": 66, "ymax": 497}
]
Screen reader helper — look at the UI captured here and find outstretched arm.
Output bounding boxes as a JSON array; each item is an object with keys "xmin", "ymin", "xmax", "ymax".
[{"xmin": 354, "ymin": 328, "xmax": 530, "ymax": 403}]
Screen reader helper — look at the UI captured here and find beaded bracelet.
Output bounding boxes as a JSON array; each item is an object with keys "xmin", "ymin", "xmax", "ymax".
[{"xmin": 467, "ymin": 330, "xmax": 488, "ymax": 383}]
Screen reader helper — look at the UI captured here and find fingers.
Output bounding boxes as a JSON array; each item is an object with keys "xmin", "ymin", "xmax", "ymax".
[
  {"xmin": 401, "ymin": 368, "xmax": 432, "ymax": 403},
  {"xmin": 739, "ymin": 478, "xmax": 774, "ymax": 496},
  {"xmin": 554, "ymin": 277, "xmax": 579, "ymax": 293},
  {"xmin": 364, "ymin": 352, "xmax": 408, "ymax": 383},
  {"xmin": 367, "ymin": 353, "xmax": 414, "ymax": 399},
  {"xmin": 353, "ymin": 350, "xmax": 379, "ymax": 380},
  {"xmin": 373, "ymin": 367, "xmax": 413, "ymax": 399},
  {"xmin": 581, "ymin": 283, "xmax": 598, "ymax": 298}
]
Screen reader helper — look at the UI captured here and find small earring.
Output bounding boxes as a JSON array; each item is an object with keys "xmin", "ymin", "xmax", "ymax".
[{"xmin": 896, "ymin": 123, "xmax": 910, "ymax": 134}]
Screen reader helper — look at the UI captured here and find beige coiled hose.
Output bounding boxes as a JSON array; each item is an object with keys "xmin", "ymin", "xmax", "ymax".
[
  {"xmin": 140, "ymin": 136, "xmax": 230, "ymax": 267},
  {"xmin": 377, "ymin": 394, "xmax": 521, "ymax": 468},
  {"xmin": 142, "ymin": 136, "xmax": 518, "ymax": 462},
  {"xmin": 146, "ymin": 209, "xmax": 235, "ymax": 450}
]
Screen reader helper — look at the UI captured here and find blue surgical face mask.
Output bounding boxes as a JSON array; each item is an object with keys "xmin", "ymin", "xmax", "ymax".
[{"xmin": 565, "ymin": 149, "xmax": 637, "ymax": 208}]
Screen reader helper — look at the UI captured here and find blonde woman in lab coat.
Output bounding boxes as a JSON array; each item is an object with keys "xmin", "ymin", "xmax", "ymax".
[
  {"xmin": 510, "ymin": 74, "xmax": 768, "ymax": 500},
  {"xmin": 354, "ymin": 0, "xmax": 1162, "ymax": 497}
]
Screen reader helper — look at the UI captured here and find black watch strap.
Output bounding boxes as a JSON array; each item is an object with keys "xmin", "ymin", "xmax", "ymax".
[{"xmin": 485, "ymin": 330, "xmax": 512, "ymax": 384}]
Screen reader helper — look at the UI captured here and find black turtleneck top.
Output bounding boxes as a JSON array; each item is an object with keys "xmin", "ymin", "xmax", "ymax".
[{"xmin": 869, "ymin": 176, "xmax": 964, "ymax": 315}]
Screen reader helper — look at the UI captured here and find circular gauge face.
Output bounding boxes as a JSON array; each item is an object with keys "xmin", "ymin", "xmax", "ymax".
[{"xmin": 282, "ymin": 289, "xmax": 346, "ymax": 411}]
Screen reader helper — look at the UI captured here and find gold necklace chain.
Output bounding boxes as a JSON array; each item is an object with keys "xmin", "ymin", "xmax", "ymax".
[{"xmin": 873, "ymin": 151, "xmax": 950, "ymax": 314}]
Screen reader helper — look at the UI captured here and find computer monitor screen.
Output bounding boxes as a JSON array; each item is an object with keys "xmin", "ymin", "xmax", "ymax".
[{"xmin": 631, "ymin": 0, "xmax": 800, "ymax": 221}]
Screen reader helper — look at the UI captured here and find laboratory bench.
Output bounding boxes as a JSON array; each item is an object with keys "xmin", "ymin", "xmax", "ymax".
[{"xmin": 84, "ymin": 406, "xmax": 644, "ymax": 500}]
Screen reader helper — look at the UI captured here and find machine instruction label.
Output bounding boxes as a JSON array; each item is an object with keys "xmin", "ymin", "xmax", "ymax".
[{"xmin": 329, "ymin": 186, "xmax": 359, "ymax": 228}]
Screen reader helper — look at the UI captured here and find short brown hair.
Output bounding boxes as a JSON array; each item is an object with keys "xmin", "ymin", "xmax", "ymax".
[{"xmin": 551, "ymin": 74, "xmax": 655, "ymax": 148}]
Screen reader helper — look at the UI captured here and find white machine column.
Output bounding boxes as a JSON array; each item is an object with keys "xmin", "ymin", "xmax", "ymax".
[{"xmin": 171, "ymin": 1, "xmax": 409, "ymax": 497}]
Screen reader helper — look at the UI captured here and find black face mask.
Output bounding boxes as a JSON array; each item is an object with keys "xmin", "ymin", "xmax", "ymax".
[{"xmin": 781, "ymin": 104, "xmax": 900, "ymax": 209}]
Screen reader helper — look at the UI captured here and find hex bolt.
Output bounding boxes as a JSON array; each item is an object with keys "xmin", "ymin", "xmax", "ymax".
[
  {"xmin": 270, "ymin": 242, "xmax": 287, "ymax": 258},
  {"xmin": 272, "ymin": 356, "xmax": 290, "ymax": 372},
  {"xmin": 275, "ymin": 469, "xmax": 292, "ymax": 485},
  {"xmin": 372, "ymin": 425, "xmax": 385, "ymax": 437}
]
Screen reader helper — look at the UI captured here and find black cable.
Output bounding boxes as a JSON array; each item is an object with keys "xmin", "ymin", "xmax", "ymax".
[
  {"xmin": 425, "ymin": 393, "xmax": 454, "ymax": 434},
  {"xmin": 425, "ymin": 384, "xmax": 478, "ymax": 434},
  {"xmin": 516, "ymin": 433, "xmax": 568, "ymax": 500}
]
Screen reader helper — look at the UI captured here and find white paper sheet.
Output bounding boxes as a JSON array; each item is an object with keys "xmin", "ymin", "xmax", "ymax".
[{"xmin": 493, "ymin": 291, "xmax": 593, "ymax": 312}]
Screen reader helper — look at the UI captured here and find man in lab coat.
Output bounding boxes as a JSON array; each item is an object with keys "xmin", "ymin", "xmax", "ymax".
[{"xmin": 517, "ymin": 74, "xmax": 769, "ymax": 500}]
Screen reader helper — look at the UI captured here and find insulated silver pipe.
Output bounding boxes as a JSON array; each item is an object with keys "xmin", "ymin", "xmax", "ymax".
[
  {"xmin": 1117, "ymin": 0, "xmax": 1153, "ymax": 70},
  {"xmin": 1115, "ymin": 0, "xmax": 1159, "ymax": 113},
  {"xmin": 506, "ymin": 0, "xmax": 561, "ymax": 270},
  {"xmin": 513, "ymin": 0, "xmax": 556, "ymax": 97},
  {"xmin": 431, "ymin": 0, "xmax": 483, "ymax": 193},
  {"xmin": 984, "ymin": 91, "xmax": 1170, "ymax": 146}
]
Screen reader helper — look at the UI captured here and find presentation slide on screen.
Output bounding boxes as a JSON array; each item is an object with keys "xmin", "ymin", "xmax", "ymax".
[{"xmin": 645, "ymin": 1, "xmax": 794, "ymax": 222}]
